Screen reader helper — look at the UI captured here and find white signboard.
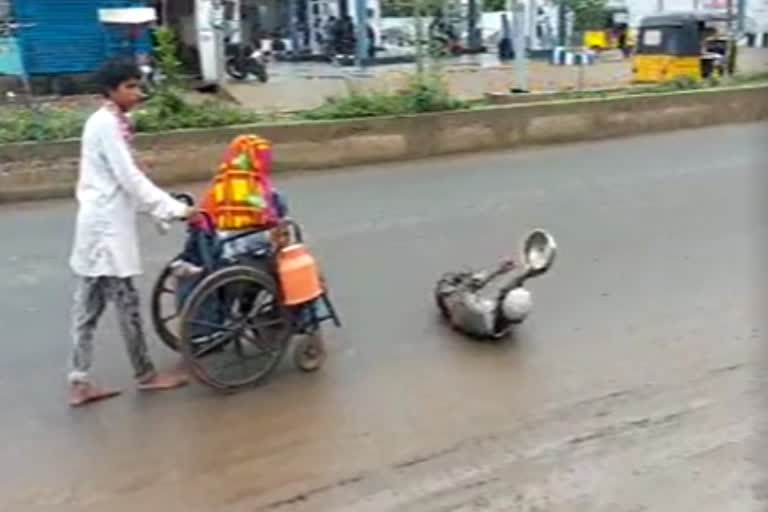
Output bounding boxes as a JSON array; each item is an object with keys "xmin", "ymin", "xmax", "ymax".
[{"xmin": 98, "ymin": 7, "xmax": 157, "ymax": 25}]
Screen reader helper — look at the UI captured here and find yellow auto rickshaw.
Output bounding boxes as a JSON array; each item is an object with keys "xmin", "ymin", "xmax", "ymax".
[
  {"xmin": 632, "ymin": 11, "xmax": 734, "ymax": 83},
  {"xmin": 583, "ymin": 7, "xmax": 632, "ymax": 52}
]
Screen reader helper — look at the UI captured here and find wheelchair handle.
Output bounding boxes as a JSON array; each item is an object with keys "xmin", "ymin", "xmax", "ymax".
[
  {"xmin": 281, "ymin": 218, "xmax": 304, "ymax": 244},
  {"xmin": 172, "ymin": 192, "xmax": 196, "ymax": 207},
  {"xmin": 168, "ymin": 192, "xmax": 216, "ymax": 232}
]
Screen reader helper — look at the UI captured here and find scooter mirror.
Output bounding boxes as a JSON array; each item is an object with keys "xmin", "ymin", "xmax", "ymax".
[{"xmin": 521, "ymin": 229, "xmax": 557, "ymax": 273}]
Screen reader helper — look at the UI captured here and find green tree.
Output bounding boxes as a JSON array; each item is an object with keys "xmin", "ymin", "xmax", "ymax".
[
  {"xmin": 484, "ymin": 0, "xmax": 507, "ymax": 10},
  {"xmin": 563, "ymin": 0, "xmax": 608, "ymax": 33},
  {"xmin": 153, "ymin": 26, "xmax": 183, "ymax": 86},
  {"xmin": 381, "ymin": 0, "xmax": 446, "ymax": 17}
]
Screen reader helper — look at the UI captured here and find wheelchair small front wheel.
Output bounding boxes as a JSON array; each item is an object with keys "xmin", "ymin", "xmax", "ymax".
[{"xmin": 293, "ymin": 332, "xmax": 326, "ymax": 373}]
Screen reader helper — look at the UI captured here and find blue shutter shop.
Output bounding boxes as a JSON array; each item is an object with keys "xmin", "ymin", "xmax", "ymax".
[{"xmin": 12, "ymin": 0, "xmax": 153, "ymax": 76}]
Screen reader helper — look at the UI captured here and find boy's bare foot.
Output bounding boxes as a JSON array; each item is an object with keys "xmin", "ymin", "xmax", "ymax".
[
  {"xmin": 69, "ymin": 383, "xmax": 122, "ymax": 407},
  {"xmin": 137, "ymin": 372, "xmax": 189, "ymax": 392}
]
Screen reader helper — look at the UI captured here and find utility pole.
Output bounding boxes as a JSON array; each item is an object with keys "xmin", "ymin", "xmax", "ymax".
[
  {"xmin": 723, "ymin": 0, "xmax": 736, "ymax": 76},
  {"xmin": 468, "ymin": 0, "xmax": 480, "ymax": 52},
  {"xmin": 354, "ymin": 0, "xmax": 368, "ymax": 68},
  {"xmin": 737, "ymin": 0, "xmax": 746, "ymax": 33},
  {"xmin": 726, "ymin": 0, "xmax": 734, "ymax": 76},
  {"xmin": 557, "ymin": 0, "xmax": 566, "ymax": 46},
  {"xmin": 512, "ymin": 1, "xmax": 529, "ymax": 91},
  {"xmin": 528, "ymin": 0, "xmax": 537, "ymax": 50},
  {"xmin": 288, "ymin": 0, "xmax": 300, "ymax": 58},
  {"xmin": 414, "ymin": 0, "xmax": 425, "ymax": 74}
]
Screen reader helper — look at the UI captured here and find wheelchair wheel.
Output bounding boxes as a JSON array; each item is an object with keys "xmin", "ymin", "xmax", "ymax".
[
  {"xmin": 179, "ymin": 265, "xmax": 293, "ymax": 391},
  {"xmin": 150, "ymin": 260, "xmax": 182, "ymax": 351}
]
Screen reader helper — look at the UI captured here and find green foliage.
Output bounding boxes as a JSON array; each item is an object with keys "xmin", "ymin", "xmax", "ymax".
[
  {"xmin": 727, "ymin": 71, "xmax": 768, "ymax": 85},
  {"xmin": 0, "ymin": 106, "xmax": 86, "ymax": 143},
  {"xmin": 153, "ymin": 26, "xmax": 183, "ymax": 86},
  {"xmin": 484, "ymin": 0, "xmax": 507, "ymax": 10},
  {"xmin": 300, "ymin": 75, "xmax": 468, "ymax": 120},
  {"xmin": 401, "ymin": 74, "xmax": 466, "ymax": 112},
  {"xmin": 299, "ymin": 92, "xmax": 404, "ymax": 120},
  {"xmin": 382, "ymin": 0, "xmax": 443, "ymax": 16},
  {"xmin": 563, "ymin": 0, "xmax": 609, "ymax": 34},
  {"xmin": 1, "ymin": 72, "xmax": 766, "ymax": 144},
  {"xmin": 133, "ymin": 89, "xmax": 263, "ymax": 132},
  {"xmin": 0, "ymin": 90, "xmax": 262, "ymax": 143},
  {"xmin": 540, "ymin": 75, "xmax": 735, "ymax": 101}
]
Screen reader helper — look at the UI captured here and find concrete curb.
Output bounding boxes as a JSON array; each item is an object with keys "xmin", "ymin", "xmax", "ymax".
[{"xmin": 1, "ymin": 84, "xmax": 767, "ymax": 203}]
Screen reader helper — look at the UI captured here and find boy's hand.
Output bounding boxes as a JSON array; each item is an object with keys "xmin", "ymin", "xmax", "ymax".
[
  {"xmin": 155, "ymin": 220, "xmax": 171, "ymax": 235},
  {"xmin": 179, "ymin": 206, "xmax": 198, "ymax": 220}
]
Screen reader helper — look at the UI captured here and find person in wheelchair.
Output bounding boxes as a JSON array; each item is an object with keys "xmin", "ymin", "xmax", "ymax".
[
  {"xmin": 170, "ymin": 134, "xmax": 288, "ymax": 277},
  {"xmin": 170, "ymin": 188, "xmax": 289, "ymax": 277},
  {"xmin": 170, "ymin": 135, "xmax": 328, "ymax": 348}
]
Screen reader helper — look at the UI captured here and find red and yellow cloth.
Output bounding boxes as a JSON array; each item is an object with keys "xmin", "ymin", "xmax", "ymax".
[{"xmin": 198, "ymin": 135, "xmax": 278, "ymax": 231}]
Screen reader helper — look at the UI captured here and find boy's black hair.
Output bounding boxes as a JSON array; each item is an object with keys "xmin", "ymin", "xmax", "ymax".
[{"xmin": 96, "ymin": 59, "xmax": 141, "ymax": 97}]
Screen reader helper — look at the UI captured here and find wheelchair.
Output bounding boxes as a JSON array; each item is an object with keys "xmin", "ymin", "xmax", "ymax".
[{"xmin": 150, "ymin": 193, "xmax": 341, "ymax": 392}]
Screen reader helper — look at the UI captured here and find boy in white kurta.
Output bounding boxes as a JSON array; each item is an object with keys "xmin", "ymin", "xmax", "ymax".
[{"xmin": 68, "ymin": 60, "xmax": 193, "ymax": 406}]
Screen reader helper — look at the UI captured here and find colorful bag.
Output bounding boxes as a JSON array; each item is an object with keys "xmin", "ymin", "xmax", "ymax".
[{"xmin": 201, "ymin": 135, "xmax": 278, "ymax": 231}]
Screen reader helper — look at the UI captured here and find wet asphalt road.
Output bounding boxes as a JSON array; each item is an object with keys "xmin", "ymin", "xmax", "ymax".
[{"xmin": 0, "ymin": 123, "xmax": 766, "ymax": 512}]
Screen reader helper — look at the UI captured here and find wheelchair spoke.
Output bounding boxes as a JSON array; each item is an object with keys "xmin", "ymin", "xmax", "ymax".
[
  {"xmin": 246, "ymin": 316, "xmax": 289, "ymax": 342},
  {"xmin": 192, "ymin": 332, "xmax": 234, "ymax": 358},
  {"xmin": 239, "ymin": 328, "xmax": 280, "ymax": 352},
  {"xmin": 253, "ymin": 317, "xmax": 289, "ymax": 330},
  {"xmin": 229, "ymin": 282, "xmax": 259, "ymax": 319},
  {"xmin": 160, "ymin": 312, "xmax": 180, "ymax": 322},
  {"xmin": 255, "ymin": 302, "xmax": 275, "ymax": 316},
  {"xmin": 187, "ymin": 319, "xmax": 237, "ymax": 333},
  {"xmin": 233, "ymin": 335, "xmax": 245, "ymax": 357},
  {"xmin": 233, "ymin": 337, "xmax": 249, "ymax": 379}
]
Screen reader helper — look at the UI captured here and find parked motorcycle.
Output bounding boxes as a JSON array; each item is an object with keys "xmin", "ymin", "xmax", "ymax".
[{"xmin": 225, "ymin": 43, "xmax": 269, "ymax": 83}]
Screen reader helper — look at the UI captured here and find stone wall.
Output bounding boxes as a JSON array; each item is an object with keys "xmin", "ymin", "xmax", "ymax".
[{"xmin": 1, "ymin": 84, "xmax": 767, "ymax": 202}]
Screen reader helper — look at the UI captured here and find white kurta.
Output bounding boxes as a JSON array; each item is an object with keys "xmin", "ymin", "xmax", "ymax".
[{"xmin": 69, "ymin": 107, "xmax": 187, "ymax": 278}]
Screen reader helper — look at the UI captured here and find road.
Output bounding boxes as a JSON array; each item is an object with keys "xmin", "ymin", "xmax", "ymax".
[{"xmin": 0, "ymin": 123, "xmax": 765, "ymax": 512}]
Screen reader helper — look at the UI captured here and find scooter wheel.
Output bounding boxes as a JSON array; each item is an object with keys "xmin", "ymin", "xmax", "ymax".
[
  {"xmin": 226, "ymin": 59, "xmax": 247, "ymax": 80},
  {"xmin": 254, "ymin": 66, "xmax": 269, "ymax": 83},
  {"xmin": 294, "ymin": 332, "xmax": 326, "ymax": 372}
]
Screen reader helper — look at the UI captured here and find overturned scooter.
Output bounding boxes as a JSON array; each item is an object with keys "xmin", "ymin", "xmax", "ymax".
[{"xmin": 434, "ymin": 229, "xmax": 557, "ymax": 340}]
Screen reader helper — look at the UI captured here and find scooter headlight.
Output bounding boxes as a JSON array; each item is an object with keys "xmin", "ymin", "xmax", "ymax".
[
  {"xmin": 521, "ymin": 229, "xmax": 557, "ymax": 273},
  {"xmin": 501, "ymin": 287, "xmax": 533, "ymax": 322}
]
